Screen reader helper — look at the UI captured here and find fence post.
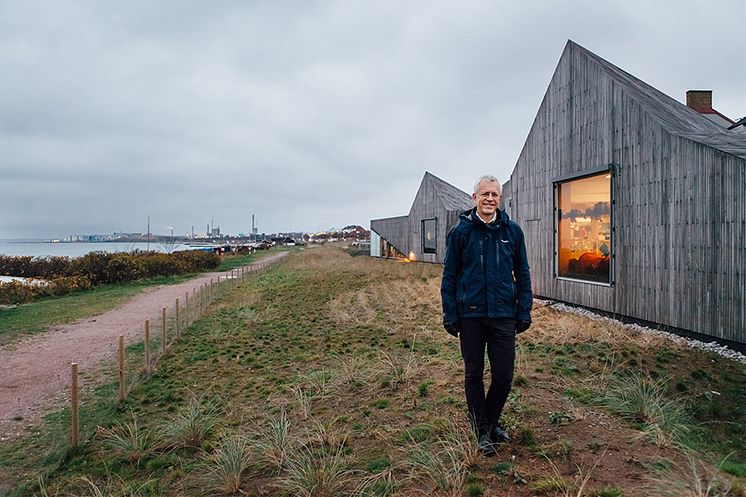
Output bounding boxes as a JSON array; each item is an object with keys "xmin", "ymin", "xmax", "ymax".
[
  {"xmin": 192, "ymin": 288, "xmax": 197, "ymax": 318},
  {"xmin": 71, "ymin": 363, "xmax": 79, "ymax": 448},
  {"xmin": 118, "ymin": 335, "xmax": 125, "ymax": 403},
  {"xmin": 162, "ymin": 307, "xmax": 167, "ymax": 354},
  {"xmin": 175, "ymin": 298, "xmax": 180, "ymax": 339},
  {"xmin": 144, "ymin": 320, "xmax": 151, "ymax": 374},
  {"xmin": 185, "ymin": 292, "xmax": 189, "ymax": 329}
]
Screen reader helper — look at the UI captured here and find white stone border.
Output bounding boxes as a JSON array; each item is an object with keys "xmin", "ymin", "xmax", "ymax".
[{"xmin": 537, "ymin": 299, "xmax": 746, "ymax": 364}]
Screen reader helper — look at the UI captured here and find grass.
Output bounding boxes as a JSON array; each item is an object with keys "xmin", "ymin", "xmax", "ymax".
[
  {"xmin": 198, "ymin": 430, "xmax": 253, "ymax": 495},
  {"xmin": 2, "ymin": 247, "xmax": 744, "ymax": 497},
  {"xmin": 0, "ymin": 250, "xmax": 282, "ymax": 346},
  {"xmin": 0, "ymin": 274, "xmax": 195, "ymax": 345},
  {"xmin": 97, "ymin": 413, "xmax": 158, "ymax": 468}
]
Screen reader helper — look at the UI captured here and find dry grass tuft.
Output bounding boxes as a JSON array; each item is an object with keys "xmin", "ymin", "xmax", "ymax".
[
  {"xmin": 280, "ymin": 424, "xmax": 356, "ymax": 497},
  {"xmin": 198, "ymin": 430, "xmax": 253, "ymax": 495},
  {"xmin": 644, "ymin": 457, "xmax": 733, "ymax": 496},
  {"xmin": 97, "ymin": 414, "xmax": 157, "ymax": 468}
]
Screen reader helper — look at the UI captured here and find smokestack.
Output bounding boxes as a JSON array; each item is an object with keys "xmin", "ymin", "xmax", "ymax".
[{"xmin": 686, "ymin": 90, "xmax": 713, "ymax": 113}]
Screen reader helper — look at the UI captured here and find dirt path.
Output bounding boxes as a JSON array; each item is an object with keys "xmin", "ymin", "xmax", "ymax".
[{"xmin": 0, "ymin": 252, "xmax": 287, "ymax": 440}]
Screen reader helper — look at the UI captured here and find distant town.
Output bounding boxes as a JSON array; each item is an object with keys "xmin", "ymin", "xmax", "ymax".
[{"xmin": 58, "ymin": 224, "xmax": 371, "ymax": 247}]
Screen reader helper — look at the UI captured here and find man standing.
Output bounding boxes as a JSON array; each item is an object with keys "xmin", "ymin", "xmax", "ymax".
[{"xmin": 441, "ymin": 175, "xmax": 532, "ymax": 455}]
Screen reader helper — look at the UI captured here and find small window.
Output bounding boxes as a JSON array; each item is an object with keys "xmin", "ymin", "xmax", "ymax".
[
  {"xmin": 555, "ymin": 171, "xmax": 612, "ymax": 283},
  {"xmin": 422, "ymin": 218, "xmax": 437, "ymax": 254}
]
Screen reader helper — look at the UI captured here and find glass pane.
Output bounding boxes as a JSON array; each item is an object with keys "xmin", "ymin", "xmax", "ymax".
[
  {"xmin": 557, "ymin": 173, "xmax": 611, "ymax": 283},
  {"xmin": 422, "ymin": 219, "xmax": 437, "ymax": 254}
]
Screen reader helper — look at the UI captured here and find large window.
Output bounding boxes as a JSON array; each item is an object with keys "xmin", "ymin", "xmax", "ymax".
[
  {"xmin": 422, "ymin": 218, "xmax": 437, "ymax": 254},
  {"xmin": 555, "ymin": 171, "xmax": 612, "ymax": 283}
]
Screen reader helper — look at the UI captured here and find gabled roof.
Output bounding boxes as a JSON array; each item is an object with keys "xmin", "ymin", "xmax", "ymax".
[
  {"xmin": 424, "ymin": 172, "xmax": 472, "ymax": 211},
  {"xmin": 568, "ymin": 41, "xmax": 746, "ymax": 160}
]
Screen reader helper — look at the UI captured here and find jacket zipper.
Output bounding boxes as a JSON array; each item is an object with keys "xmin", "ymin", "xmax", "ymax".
[
  {"xmin": 479, "ymin": 239, "xmax": 484, "ymax": 271},
  {"xmin": 495, "ymin": 235, "xmax": 500, "ymax": 273}
]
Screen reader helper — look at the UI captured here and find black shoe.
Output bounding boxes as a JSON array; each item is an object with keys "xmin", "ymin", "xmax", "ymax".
[
  {"xmin": 477, "ymin": 434, "xmax": 496, "ymax": 456},
  {"xmin": 491, "ymin": 425, "xmax": 512, "ymax": 444}
]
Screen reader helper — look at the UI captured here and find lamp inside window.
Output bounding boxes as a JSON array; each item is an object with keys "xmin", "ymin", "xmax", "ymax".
[{"xmin": 556, "ymin": 172, "xmax": 611, "ymax": 283}]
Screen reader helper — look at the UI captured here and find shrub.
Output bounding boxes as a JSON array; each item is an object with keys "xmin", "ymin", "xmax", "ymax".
[
  {"xmin": 0, "ymin": 276, "xmax": 92, "ymax": 304},
  {"xmin": 0, "ymin": 250, "xmax": 220, "ymax": 302}
]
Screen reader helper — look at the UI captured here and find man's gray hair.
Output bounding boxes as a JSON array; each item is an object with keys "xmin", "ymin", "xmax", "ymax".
[{"xmin": 473, "ymin": 175, "xmax": 502, "ymax": 194}]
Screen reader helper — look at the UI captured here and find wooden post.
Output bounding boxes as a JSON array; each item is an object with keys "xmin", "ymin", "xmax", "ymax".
[
  {"xmin": 185, "ymin": 292, "xmax": 189, "ymax": 328},
  {"xmin": 192, "ymin": 288, "xmax": 196, "ymax": 318},
  {"xmin": 71, "ymin": 363, "xmax": 79, "ymax": 447},
  {"xmin": 118, "ymin": 335, "xmax": 125, "ymax": 402},
  {"xmin": 175, "ymin": 298, "xmax": 180, "ymax": 339},
  {"xmin": 162, "ymin": 307, "xmax": 167, "ymax": 354},
  {"xmin": 144, "ymin": 320, "xmax": 151, "ymax": 374}
]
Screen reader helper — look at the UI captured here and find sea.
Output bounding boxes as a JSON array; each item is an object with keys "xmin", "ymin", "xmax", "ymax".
[{"xmin": 0, "ymin": 240, "xmax": 195, "ymax": 258}]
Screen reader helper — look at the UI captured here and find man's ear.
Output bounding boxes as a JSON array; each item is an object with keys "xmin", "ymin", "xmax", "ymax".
[{"xmin": 471, "ymin": 193, "xmax": 478, "ymax": 204}]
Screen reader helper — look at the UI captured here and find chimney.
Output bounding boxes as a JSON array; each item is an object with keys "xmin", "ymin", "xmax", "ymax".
[{"xmin": 686, "ymin": 90, "xmax": 713, "ymax": 113}]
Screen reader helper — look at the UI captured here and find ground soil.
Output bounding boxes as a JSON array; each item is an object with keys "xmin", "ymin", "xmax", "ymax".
[{"xmin": 0, "ymin": 253, "xmax": 287, "ymax": 441}]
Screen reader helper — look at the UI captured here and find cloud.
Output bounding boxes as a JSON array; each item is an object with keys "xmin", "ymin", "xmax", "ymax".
[{"xmin": 1, "ymin": 0, "xmax": 743, "ymax": 238}]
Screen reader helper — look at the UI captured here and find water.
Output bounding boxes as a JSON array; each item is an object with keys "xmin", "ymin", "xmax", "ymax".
[{"xmin": 0, "ymin": 240, "xmax": 196, "ymax": 258}]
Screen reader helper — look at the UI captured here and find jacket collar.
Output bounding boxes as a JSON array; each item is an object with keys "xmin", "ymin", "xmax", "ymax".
[{"xmin": 462, "ymin": 207, "xmax": 509, "ymax": 229}]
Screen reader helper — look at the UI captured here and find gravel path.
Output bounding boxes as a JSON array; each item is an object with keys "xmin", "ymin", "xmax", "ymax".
[{"xmin": 0, "ymin": 252, "xmax": 287, "ymax": 440}]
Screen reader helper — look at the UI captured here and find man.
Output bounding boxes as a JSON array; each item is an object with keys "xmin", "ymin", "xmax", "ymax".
[{"xmin": 441, "ymin": 175, "xmax": 532, "ymax": 455}]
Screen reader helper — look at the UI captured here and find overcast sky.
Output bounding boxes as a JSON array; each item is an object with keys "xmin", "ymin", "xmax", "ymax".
[{"xmin": 1, "ymin": 0, "xmax": 743, "ymax": 238}]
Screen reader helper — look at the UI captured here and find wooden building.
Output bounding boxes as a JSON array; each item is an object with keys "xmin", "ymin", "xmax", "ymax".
[
  {"xmin": 371, "ymin": 172, "xmax": 472, "ymax": 264},
  {"xmin": 504, "ymin": 41, "xmax": 745, "ymax": 345}
]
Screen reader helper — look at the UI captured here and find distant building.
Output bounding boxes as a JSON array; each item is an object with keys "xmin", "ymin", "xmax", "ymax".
[
  {"xmin": 370, "ymin": 172, "xmax": 472, "ymax": 263},
  {"xmin": 504, "ymin": 41, "xmax": 745, "ymax": 345}
]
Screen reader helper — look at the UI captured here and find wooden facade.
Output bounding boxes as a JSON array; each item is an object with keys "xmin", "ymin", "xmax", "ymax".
[
  {"xmin": 371, "ymin": 172, "xmax": 472, "ymax": 264},
  {"xmin": 504, "ymin": 41, "xmax": 745, "ymax": 344}
]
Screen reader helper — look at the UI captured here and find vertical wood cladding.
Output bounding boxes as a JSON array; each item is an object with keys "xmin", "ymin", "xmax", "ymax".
[
  {"xmin": 372, "ymin": 172, "xmax": 472, "ymax": 264},
  {"xmin": 510, "ymin": 41, "xmax": 745, "ymax": 343}
]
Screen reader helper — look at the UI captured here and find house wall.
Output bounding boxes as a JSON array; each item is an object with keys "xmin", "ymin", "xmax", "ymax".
[
  {"xmin": 509, "ymin": 42, "xmax": 745, "ymax": 343},
  {"xmin": 407, "ymin": 178, "xmax": 450, "ymax": 264},
  {"xmin": 370, "ymin": 215, "xmax": 409, "ymax": 257}
]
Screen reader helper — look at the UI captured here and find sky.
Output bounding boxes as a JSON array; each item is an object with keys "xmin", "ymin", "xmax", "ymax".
[{"xmin": 1, "ymin": 0, "xmax": 743, "ymax": 238}]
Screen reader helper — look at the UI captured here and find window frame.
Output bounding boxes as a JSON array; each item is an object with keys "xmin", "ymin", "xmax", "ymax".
[
  {"xmin": 552, "ymin": 166, "xmax": 615, "ymax": 286},
  {"xmin": 421, "ymin": 218, "xmax": 438, "ymax": 255}
]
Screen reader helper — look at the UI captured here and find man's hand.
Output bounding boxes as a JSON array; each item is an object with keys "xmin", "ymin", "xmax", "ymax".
[
  {"xmin": 443, "ymin": 321, "xmax": 460, "ymax": 337},
  {"xmin": 515, "ymin": 320, "xmax": 531, "ymax": 334}
]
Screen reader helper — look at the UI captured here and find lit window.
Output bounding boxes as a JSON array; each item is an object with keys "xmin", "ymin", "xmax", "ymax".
[
  {"xmin": 555, "ymin": 172, "xmax": 611, "ymax": 283},
  {"xmin": 422, "ymin": 218, "xmax": 437, "ymax": 254}
]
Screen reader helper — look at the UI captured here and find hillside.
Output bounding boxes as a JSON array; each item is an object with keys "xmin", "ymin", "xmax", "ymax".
[{"xmin": 2, "ymin": 247, "xmax": 744, "ymax": 496}]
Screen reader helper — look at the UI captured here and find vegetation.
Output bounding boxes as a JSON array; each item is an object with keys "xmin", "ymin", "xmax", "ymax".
[
  {"xmin": 0, "ymin": 274, "xmax": 195, "ymax": 345},
  {"xmin": 1, "ymin": 247, "xmax": 744, "ymax": 496},
  {"xmin": 0, "ymin": 250, "xmax": 220, "ymax": 304}
]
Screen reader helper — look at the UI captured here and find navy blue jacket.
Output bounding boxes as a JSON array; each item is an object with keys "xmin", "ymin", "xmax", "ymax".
[{"xmin": 441, "ymin": 207, "xmax": 532, "ymax": 323}]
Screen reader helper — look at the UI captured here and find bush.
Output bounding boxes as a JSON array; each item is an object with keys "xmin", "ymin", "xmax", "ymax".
[
  {"xmin": 0, "ymin": 276, "xmax": 91, "ymax": 304},
  {"xmin": 0, "ymin": 250, "xmax": 220, "ymax": 302}
]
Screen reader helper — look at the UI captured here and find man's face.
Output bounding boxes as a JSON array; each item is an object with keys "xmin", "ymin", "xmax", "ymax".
[{"xmin": 472, "ymin": 180, "xmax": 501, "ymax": 218}]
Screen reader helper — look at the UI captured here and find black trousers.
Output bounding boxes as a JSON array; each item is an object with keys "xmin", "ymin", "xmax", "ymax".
[{"xmin": 459, "ymin": 317, "xmax": 516, "ymax": 435}]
